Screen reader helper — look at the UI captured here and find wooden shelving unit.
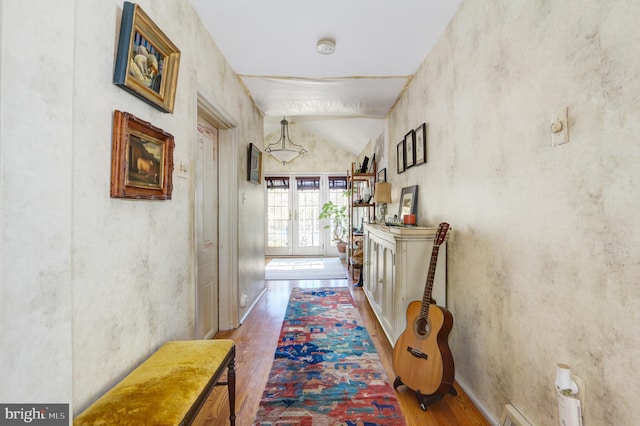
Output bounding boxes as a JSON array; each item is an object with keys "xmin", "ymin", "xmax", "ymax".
[{"xmin": 347, "ymin": 161, "xmax": 376, "ymax": 272}]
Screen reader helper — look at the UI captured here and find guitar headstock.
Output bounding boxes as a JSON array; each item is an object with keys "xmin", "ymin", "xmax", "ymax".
[{"xmin": 434, "ymin": 222, "xmax": 450, "ymax": 246}]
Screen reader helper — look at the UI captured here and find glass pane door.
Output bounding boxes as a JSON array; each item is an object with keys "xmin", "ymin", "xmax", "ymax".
[
  {"xmin": 265, "ymin": 177, "xmax": 291, "ymax": 256},
  {"xmin": 323, "ymin": 176, "xmax": 348, "ymax": 255},
  {"xmin": 265, "ymin": 175, "xmax": 323, "ymax": 256},
  {"xmin": 294, "ymin": 177, "xmax": 321, "ymax": 255}
]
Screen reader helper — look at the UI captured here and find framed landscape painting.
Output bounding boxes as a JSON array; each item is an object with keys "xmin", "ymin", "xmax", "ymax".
[{"xmin": 111, "ymin": 110, "xmax": 175, "ymax": 200}]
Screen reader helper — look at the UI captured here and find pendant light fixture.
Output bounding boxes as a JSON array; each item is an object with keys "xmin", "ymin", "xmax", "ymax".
[{"xmin": 265, "ymin": 117, "xmax": 307, "ymax": 165}]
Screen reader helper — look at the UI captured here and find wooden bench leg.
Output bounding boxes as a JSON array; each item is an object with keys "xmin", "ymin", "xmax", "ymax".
[{"xmin": 228, "ymin": 346, "xmax": 236, "ymax": 426}]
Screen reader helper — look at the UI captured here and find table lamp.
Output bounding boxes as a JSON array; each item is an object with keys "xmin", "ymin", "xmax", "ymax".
[{"xmin": 372, "ymin": 182, "xmax": 392, "ymax": 222}]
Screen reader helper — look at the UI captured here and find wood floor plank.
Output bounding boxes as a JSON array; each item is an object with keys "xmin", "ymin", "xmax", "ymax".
[{"xmin": 194, "ymin": 268, "xmax": 489, "ymax": 426}]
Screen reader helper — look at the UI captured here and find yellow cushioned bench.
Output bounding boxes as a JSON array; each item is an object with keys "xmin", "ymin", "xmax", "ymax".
[{"xmin": 74, "ymin": 339, "xmax": 236, "ymax": 426}]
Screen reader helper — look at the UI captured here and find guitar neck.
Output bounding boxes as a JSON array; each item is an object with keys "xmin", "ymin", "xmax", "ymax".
[{"xmin": 419, "ymin": 245, "xmax": 440, "ymax": 318}]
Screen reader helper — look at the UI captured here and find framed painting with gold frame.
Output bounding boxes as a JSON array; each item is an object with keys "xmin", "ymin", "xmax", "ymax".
[
  {"xmin": 111, "ymin": 110, "xmax": 175, "ymax": 200},
  {"xmin": 114, "ymin": 2, "xmax": 181, "ymax": 113}
]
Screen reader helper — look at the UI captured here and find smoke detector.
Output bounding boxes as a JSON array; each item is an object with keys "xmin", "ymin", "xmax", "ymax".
[{"xmin": 316, "ymin": 38, "xmax": 336, "ymax": 55}]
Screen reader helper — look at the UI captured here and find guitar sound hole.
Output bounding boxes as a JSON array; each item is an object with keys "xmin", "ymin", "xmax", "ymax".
[{"xmin": 416, "ymin": 318, "xmax": 430, "ymax": 336}]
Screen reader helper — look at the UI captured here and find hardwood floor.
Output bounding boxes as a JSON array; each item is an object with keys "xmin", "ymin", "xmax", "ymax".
[{"xmin": 194, "ymin": 267, "xmax": 489, "ymax": 426}]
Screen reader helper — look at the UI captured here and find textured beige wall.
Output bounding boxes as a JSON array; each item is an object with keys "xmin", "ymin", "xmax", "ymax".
[
  {"xmin": 1, "ymin": 0, "xmax": 264, "ymax": 413},
  {"xmin": 0, "ymin": 0, "xmax": 75, "ymax": 403},
  {"xmin": 386, "ymin": 1, "xmax": 640, "ymax": 424}
]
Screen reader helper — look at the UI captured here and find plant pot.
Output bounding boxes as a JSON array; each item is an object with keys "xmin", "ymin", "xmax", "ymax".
[{"xmin": 336, "ymin": 243, "xmax": 347, "ymax": 253}]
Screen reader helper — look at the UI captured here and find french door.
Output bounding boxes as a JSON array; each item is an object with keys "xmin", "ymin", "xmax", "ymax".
[
  {"xmin": 265, "ymin": 175, "xmax": 321, "ymax": 256},
  {"xmin": 265, "ymin": 174, "xmax": 347, "ymax": 257}
]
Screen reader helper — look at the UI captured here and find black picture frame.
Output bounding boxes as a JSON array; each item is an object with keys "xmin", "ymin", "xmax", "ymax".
[
  {"xmin": 248, "ymin": 143, "xmax": 262, "ymax": 184},
  {"xmin": 377, "ymin": 168, "xmax": 387, "ymax": 183},
  {"xmin": 398, "ymin": 185, "xmax": 418, "ymax": 222},
  {"xmin": 360, "ymin": 156, "xmax": 370, "ymax": 174},
  {"xmin": 396, "ymin": 140, "xmax": 405, "ymax": 174},
  {"xmin": 415, "ymin": 123, "xmax": 427, "ymax": 165},
  {"xmin": 404, "ymin": 130, "xmax": 416, "ymax": 169}
]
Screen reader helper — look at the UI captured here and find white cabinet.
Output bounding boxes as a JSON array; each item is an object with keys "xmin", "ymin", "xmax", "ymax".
[{"xmin": 362, "ymin": 223, "xmax": 447, "ymax": 346}]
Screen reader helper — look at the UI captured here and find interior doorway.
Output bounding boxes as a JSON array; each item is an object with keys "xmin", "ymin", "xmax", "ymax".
[
  {"xmin": 195, "ymin": 115, "xmax": 219, "ymax": 339},
  {"xmin": 196, "ymin": 94, "xmax": 239, "ymax": 332}
]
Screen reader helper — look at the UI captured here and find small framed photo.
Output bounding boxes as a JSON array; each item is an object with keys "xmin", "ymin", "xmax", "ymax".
[
  {"xmin": 415, "ymin": 123, "xmax": 427, "ymax": 165},
  {"xmin": 404, "ymin": 130, "xmax": 416, "ymax": 169},
  {"xmin": 248, "ymin": 143, "xmax": 262, "ymax": 184},
  {"xmin": 398, "ymin": 185, "xmax": 419, "ymax": 222},
  {"xmin": 397, "ymin": 140, "xmax": 405, "ymax": 174},
  {"xmin": 114, "ymin": 2, "xmax": 181, "ymax": 113},
  {"xmin": 377, "ymin": 168, "xmax": 387, "ymax": 183},
  {"xmin": 111, "ymin": 110, "xmax": 175, "ymax": 200}
]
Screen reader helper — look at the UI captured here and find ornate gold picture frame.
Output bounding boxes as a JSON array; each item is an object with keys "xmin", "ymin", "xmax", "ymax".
[
  {"xmin": 114, "ymin": 2, "xmax": 181, "ymax": 113},
  {"xmin": 111, "ymin": 110, "xmax": 174, "ymax": 200}
]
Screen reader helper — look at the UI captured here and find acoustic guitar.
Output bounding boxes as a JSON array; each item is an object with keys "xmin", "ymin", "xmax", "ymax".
[{"xmin": 392, "ymin": 222, "xmax": 456, "ymax": 410}]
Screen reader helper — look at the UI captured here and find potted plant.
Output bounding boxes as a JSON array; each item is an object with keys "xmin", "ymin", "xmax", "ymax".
[{"xmin": 319, "ymin": 201, "xmax": 348, "ymax": 255}]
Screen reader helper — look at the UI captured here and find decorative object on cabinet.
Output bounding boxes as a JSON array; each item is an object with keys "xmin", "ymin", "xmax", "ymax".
[
  {"xmin": 264, "ymin": 117, "xmax": 307, "ymax": 165},
  {"xmin": 248, "ymin": 143, "xmax": 262, "ymax": 184},
  {"xmin": 372, "ymin": 182, "xmax": 392, "ymax": 223},
  {"xmin": 114, "ymin": 2, "xmax": 181, "ymax": 113},
  {"xmin": 415, "ymin": 123, "xmax": 427, "ymax": 165},
  {"xmin": 347, "ymin": 161, "xmax": 376, "ymax": 272},
  {"xmin": 377, "ymin": 168, "xmax": 387, "ymax": 183},
  {"xmin": 397, "ymin": 140, "xmax": 405, "ymax": 174},
  {"xmin": 398, "ymin": 185, "xmax": 418, "ymax": 224},
  {"xmin": 404, "ymin": 130, "xmax": 416, "ymax": 169},
  {"xmin": 111, "ymin": 110, "xmax": 175, "ymax": 200},
  {"xmin": 403, "ymin": 213, "xmax": 416, "ymax": 226},
  {"xmin": 393, "ymin": 223, "xmax": 455, "ymax": 411},
  {"xmin": 362, "ymin": 223, "xmax": 447, "ymax": 346}
]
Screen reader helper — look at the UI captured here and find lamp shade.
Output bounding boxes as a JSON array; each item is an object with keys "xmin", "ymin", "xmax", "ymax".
[{"xmin": 372, "ymin": 182, "xmax": 392, "ymax": 204}]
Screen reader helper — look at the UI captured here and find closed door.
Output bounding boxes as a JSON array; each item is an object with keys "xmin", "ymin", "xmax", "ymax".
[
  {"xmin": 265, "ymin": 176, "xmax": 322, "ymax": 256},
  {"xmin": 195, "ymin": 116, "xmax": 218, "ymax": 339}
]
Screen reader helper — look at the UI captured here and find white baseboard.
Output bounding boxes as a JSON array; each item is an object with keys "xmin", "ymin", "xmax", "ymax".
[
  {"xmin": 456, "ymin": 375, "xmax": 500, "ymax": 426},
  {"xmin": 239, "ymin": 287, "xmax": 268, "ymax": 324}
]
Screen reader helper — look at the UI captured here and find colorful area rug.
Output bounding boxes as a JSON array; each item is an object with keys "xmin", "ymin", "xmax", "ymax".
[
  {"xmin": 253, "ymin": 287, "xmax": 405, "ymax": 425},
  {"xmin": 265, "ymin": 257, "xmax": 347, "ymax": 280}
]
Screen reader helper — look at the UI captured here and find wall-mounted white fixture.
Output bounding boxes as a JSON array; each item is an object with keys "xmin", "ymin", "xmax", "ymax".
[
  {"xmin": 556, "ymin": 363, "xmax": 579, "ymax": 394},
  {"xmin": 265, "ymin": 117, "xmax": 308, "ymax": 165},
  {"xmin": 177, "ymin": 161, "xmax": 189, "ymax": 179},
  {"xmin": 555, "ymin": 363, "xmax": 583, "ymax": 426},
  {"xmin": 317, "ymin": 38, "xmax": 336, "ymax": 55}
]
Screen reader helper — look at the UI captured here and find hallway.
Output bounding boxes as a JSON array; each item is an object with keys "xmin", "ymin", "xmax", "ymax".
[{"xmin": 195, "ymin": 271, "xmax": 489, "ymax": 425}]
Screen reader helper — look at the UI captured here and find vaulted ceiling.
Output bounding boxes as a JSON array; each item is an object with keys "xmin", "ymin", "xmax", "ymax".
[{"xmin": 189, "ymin": 0, "xmax": 462, "ymax": 154}]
